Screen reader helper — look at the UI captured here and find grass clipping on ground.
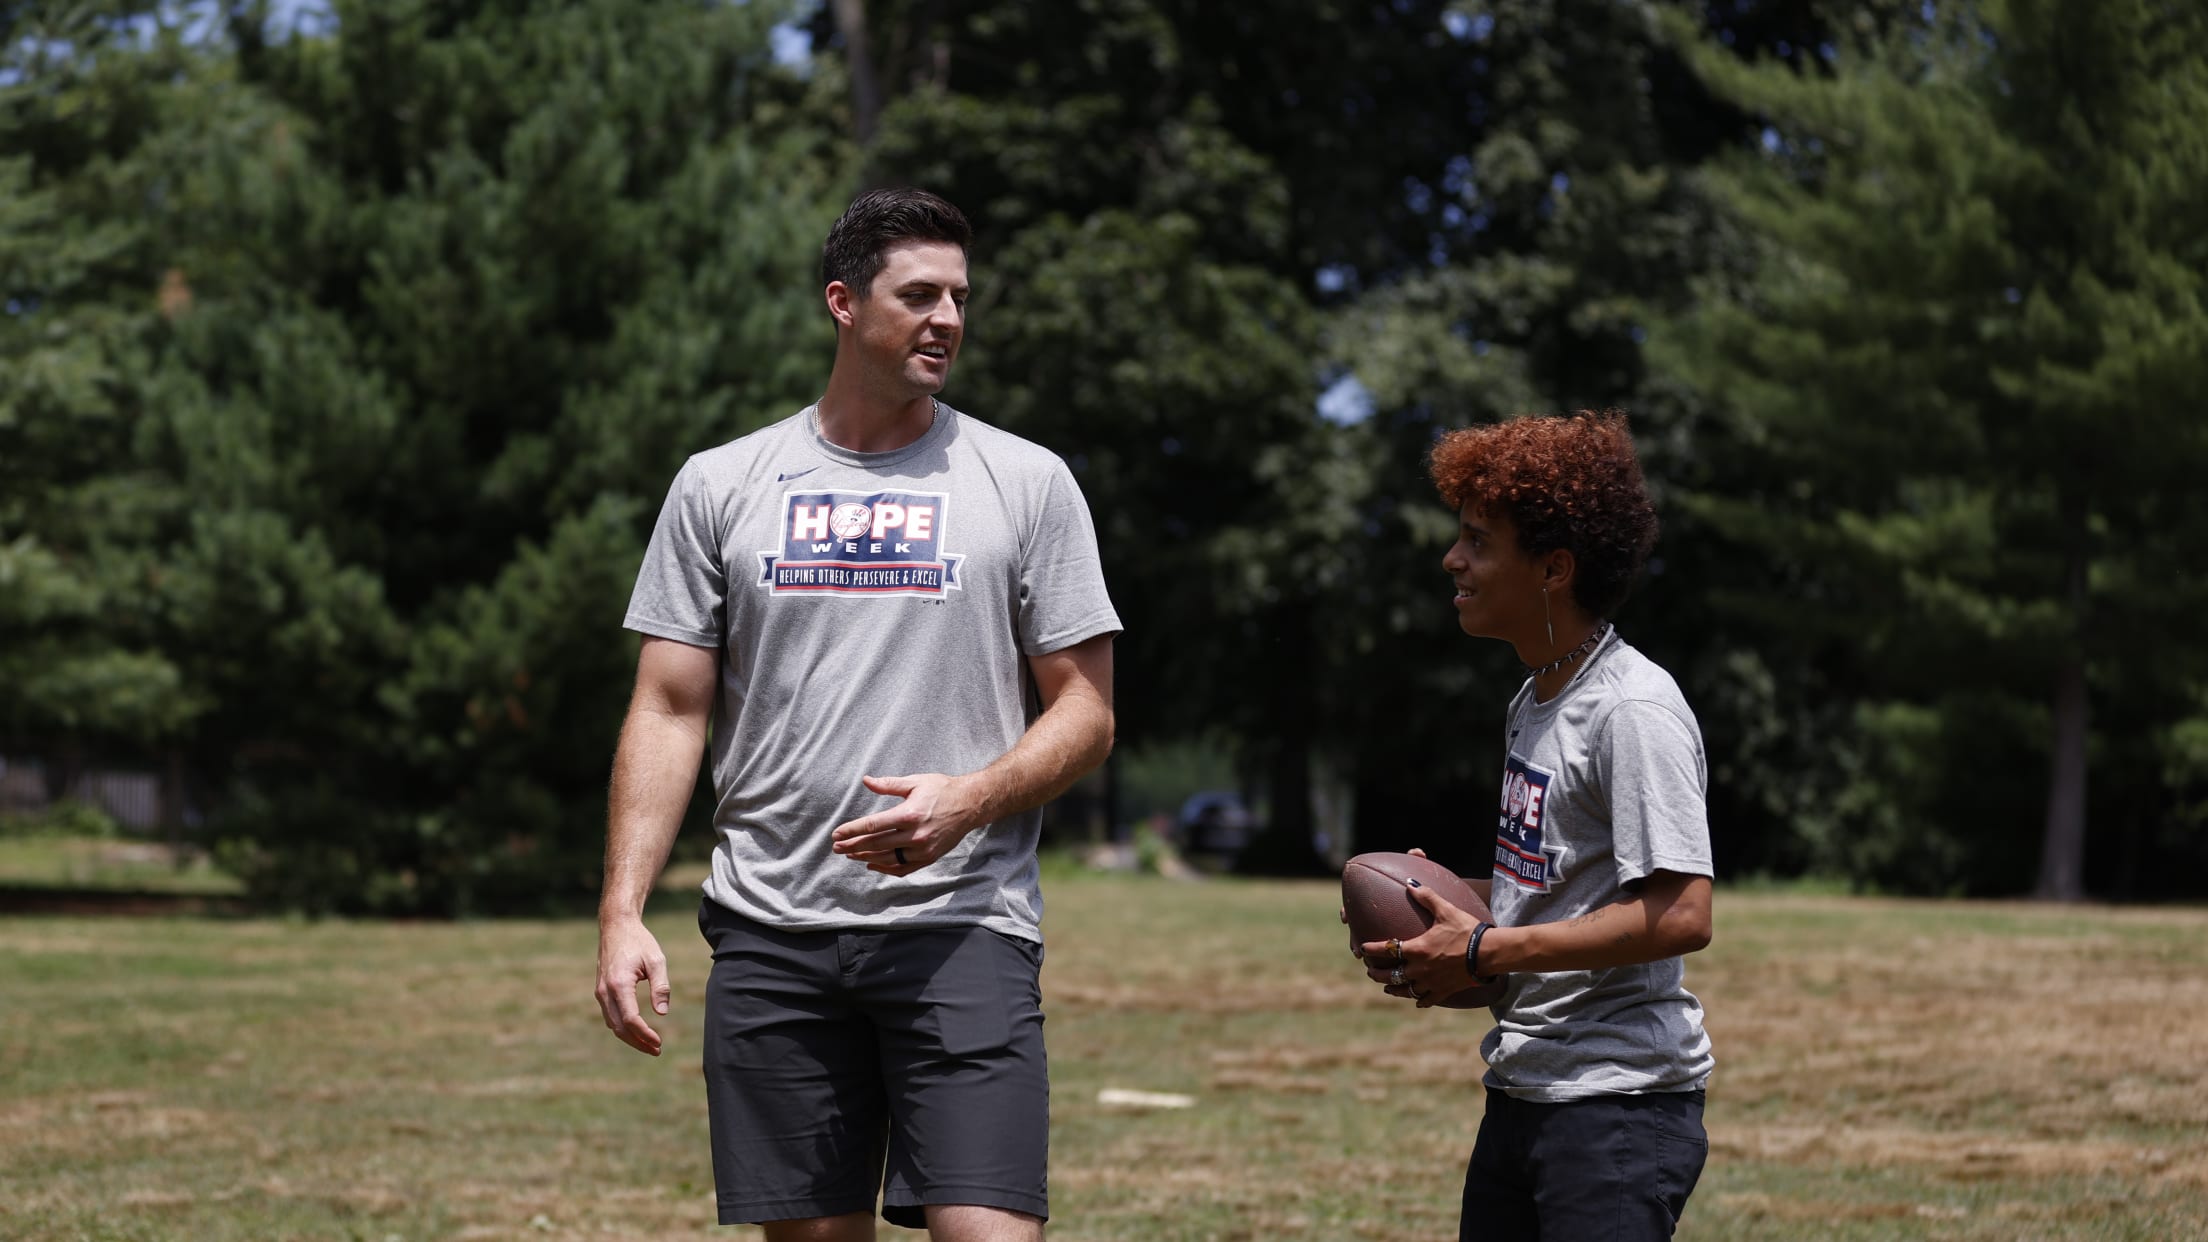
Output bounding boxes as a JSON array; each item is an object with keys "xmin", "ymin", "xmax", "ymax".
[{"xmin": 2, "ymin": 879, "xmax": 2205, "ymax": 1241}]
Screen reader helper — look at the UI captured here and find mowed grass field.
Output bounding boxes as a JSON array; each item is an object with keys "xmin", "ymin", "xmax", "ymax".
[
  {"xmin": 0, "ymin": 836, "xmax": 242, "ymax": 898},
  {"xmin": 4, "ymin": 871, "xmax": 2206, "ymax": 1241}
]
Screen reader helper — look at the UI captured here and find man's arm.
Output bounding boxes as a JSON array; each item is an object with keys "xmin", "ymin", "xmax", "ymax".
[
  {"xmin": 1364, "ymin": 870, "xmax": 1712, "ymax": 1005},
  {"xmin": 593, "ymin": 636, "xmax": 718, "ymax": 1056},
  {"xmin": 830, "ymin": 632, "xmax": 1114, "ymax": 874}
]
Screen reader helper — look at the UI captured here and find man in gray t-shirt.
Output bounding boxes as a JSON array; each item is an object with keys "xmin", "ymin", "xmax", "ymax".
[
  {"xmin": 593, "ymin": 189, "xmax": 1118, "ymax": 1242},
  {"xmin": 1361, "ymin": 411, "xmax": 1715, "ymax": 1241}
]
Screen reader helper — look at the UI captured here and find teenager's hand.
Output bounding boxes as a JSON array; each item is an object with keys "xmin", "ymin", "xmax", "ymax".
[
  {"xmin": 1350, "ymin": 847, "xmax": 1443, "ymax": 1001},
  {"xmin": 595, "ymin": 917, "xmax": 670, "ymax": 1056},
  {"xmin": 830, "ymin": 773, "xmax": 982, "ymax": 875},
  {"xmin": 1361, "ymin": 878, "xmax": 1483, "ymax": 1008}
]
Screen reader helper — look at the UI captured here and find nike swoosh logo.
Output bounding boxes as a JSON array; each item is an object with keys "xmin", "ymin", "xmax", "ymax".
[{"xmin": 776, "ymin": 467, "xmax": 821, "ymax": 482}]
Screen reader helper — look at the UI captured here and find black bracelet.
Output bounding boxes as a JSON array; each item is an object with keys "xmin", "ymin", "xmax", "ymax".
[{"xmin": 1466, "ymin": 921, "xmax": 1494, "ymax": 980}]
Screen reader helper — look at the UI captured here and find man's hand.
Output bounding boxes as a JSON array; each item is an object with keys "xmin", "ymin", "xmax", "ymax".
[
  {"xmin": 595, "ymin": 917, "xmax": 671, "ymax": 1056},
  {"xmin": 596, "ymin": 637, "xmax": 711, "ymax": 1057},
  {"xmin": 829, "ymin": 773, "xmax": 985, "ymax": 876},
  {"xmin": 1360, "ymin": 879, "xmax": 1484, "ymax": 1008}
]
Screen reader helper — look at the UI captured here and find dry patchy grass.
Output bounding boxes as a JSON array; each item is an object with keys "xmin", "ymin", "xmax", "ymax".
[{"xmin": 2, "ymin": 877, "xmax": 2205, "ymax": 1240}]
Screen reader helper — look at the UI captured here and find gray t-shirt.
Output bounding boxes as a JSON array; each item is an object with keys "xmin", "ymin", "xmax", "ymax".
[
  {"xmin": 623, "ymin": 403, "xmax": 1121, "ymax": 943},
  {"xmin": 1480, "ymin": 630, "xmax": 1716, "ymax": 1101}
]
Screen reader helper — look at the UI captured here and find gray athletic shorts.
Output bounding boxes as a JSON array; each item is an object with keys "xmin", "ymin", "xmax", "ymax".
[{"xmin": 697, "ymin": 900, "xmax": 1049, "ymax": 1229}]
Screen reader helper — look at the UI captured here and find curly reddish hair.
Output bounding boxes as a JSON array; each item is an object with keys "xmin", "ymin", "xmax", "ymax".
[{"xmin": 1428, "ymin": 410, "xmax": 1659, "ymax": 618}]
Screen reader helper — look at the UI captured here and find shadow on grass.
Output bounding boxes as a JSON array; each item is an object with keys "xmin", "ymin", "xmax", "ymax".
[
  {"xmin": 0, "ymin": 882, "xmax": 255, "ymax": 917},
  {"xmin": 0, "ymin": 882, "xmax": 726, "ymax": 920}
]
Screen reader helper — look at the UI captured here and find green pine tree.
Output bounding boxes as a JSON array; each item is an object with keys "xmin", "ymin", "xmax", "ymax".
[
  {"xmin": 0, "ymin": 6, "xmax": 211, "ymax": 808},
  {"xmin": 188, "ymin": 0, "xmax": 842, "ymax": 912},
  {"xmin": 8, "ymin": 1, "xmax": 846, "ymax": 911},
  {"xmin": 1659, "ymin": 0, "xmax": 2208, "ymax": 897}
]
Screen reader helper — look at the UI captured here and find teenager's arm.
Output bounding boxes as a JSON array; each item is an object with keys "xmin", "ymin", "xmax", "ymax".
[
  {"xmin": 1477, "ymin": 871, "xmax": 1712, "ymax": 972},
  {"xmin": 593, "ymin": 636, "xmax": 717, "ymax": 1056},
  {"xmin": 830, "ymin": 633, "xmax": 1114, "ymax": 874},
  {"xmin": 1363, "ymin": 870, "xmax": 1712, "ymax": 1005}
]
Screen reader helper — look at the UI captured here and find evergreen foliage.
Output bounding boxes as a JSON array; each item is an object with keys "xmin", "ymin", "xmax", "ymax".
[
  {"xmin": 1660, "ymin": 0, "xmax": 2208, "ymax": 897},
  {"xmin": 2, "ymin": 7, "xmax": 211, "ymax": 783},
  {"xmin": 3, "ymin": 0, "xmax": 2203, "ymax": 907},
  {"xmin": 7, "ymin": 0, "xmax": 841, "ymax": 912}
]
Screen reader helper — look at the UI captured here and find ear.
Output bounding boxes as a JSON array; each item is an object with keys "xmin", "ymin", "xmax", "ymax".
[
  {"xmin": 825, "ymin": 280, "xmax": 857, "ymax": 330},
  {"xmin": 1541, "ymin": 547, "xmax": 1577, "ymax": 595}
]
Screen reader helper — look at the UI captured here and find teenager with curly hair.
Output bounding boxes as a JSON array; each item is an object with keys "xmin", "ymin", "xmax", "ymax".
[{"xmin": 1359, "ymin": 410, "xmax": 1716, "ymax": 1241}]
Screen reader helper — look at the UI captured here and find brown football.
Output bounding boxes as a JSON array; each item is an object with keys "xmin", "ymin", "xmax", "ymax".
[{"xmin": 1342, "ymin": 851, "xmax": 1508, "ymax": 1010}]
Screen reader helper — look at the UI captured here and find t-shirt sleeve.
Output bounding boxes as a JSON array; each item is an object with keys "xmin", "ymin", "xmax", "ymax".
[
  {"xmin": 1017, "ymin": 461, "xmax": 1122, "ymax": 655},
  {"xmin": 1597, "ymin": 699, "xmax": 1714, "ymax": 885},
  {"xmin": 623, "ymin": 457, "xmax": 726, "ymax": 648}
]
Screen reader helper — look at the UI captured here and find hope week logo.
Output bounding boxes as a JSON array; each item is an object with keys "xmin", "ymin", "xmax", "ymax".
[
  {"xmin": 758, "ymin": 490, "xmax": 964, "ymax": 598},
  {"xmin": 1495, "ymin": 755, "xmax": 1561, "ymax": 892}
]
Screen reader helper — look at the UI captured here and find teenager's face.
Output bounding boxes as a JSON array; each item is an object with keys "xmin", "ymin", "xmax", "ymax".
[
  {"xmin": 1441, "ymin": 503, "xmax": 1548, "ymax": 642},
  {"xmin": 842, "ymin": 240, "xmax": 967, "ymax": 398}
]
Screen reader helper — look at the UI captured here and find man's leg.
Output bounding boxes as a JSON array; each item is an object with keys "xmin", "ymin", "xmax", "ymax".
[
  {"xmin": 762, "ymin": 1214, "xmax": 878, "ymax": 1242},
  {"xmin": 865, "ymin": 926, "xmax": 1051, "ymax": 1232},
  {"xmin": 700, "ymin": 902, "xmax": 891, "ymax": 1229},
  {"xmin": 923, "ymin": 1205, "xmax": 1044, "ymax": 1242}
]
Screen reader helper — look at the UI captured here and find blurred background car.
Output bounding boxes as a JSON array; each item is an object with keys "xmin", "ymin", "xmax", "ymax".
[{"xmin": 1176, "ymin": 790, "xmax": 1254, "ymax": 868}]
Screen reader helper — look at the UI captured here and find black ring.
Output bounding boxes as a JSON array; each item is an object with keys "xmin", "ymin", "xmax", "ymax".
[{"xmin": 894, "ymin": 847, "xmax": 907, "ymax": 865}]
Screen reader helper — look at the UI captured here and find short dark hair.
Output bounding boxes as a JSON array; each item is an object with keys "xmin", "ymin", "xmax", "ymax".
[
  {"xmin": 820, "ymin": 188, "xmax": 972, "ymax": 298},
  {"xmin": 1427, "ymin": 410, "xmax": 1659, "ymax": 618}
]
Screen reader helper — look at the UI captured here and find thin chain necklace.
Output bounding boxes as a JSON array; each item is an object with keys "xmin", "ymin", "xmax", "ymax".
[
  {"xmin": 1525, "ymin": 622, "xmax": 1612, "ymax": 679},
  {"xmin": 810, "ymin": 396, "xmax": 939, "ymax": 443}
]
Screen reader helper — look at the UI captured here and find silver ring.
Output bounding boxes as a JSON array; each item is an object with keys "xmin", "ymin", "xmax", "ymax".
[
  {"xmin": 1388, "ymin": 968, "xmax": 1407, "ymax": 988},
  {"xmin": 894, "ymin": 847, "xmax": 907, "ymax": 865}
]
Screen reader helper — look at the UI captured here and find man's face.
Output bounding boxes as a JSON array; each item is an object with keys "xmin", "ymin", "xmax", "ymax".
[
  {"xmin": 1441, "ymin": 503, "xmax": 1546, "ymax": 641},
  {"xmin": 839, "ymin": 240, "xmax": 968, "ymax": 397}
]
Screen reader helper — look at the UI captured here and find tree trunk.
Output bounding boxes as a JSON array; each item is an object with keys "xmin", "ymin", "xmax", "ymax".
[
  {"xmin": 1103, "ymin": 749, "xmax": 1124, "ymax": 845},
  {"xmin": 160, "ymin": 747, "xmax": 188, "ymax": 870},
  {"xmin": 830, "ymin": 0, "xmax": 882, "ymax": 145},
  {"xmin": 1236, "ymin": 734, "xmax": 1323, "ymax": 875},
  {"xmin": 2033, "ymin": 529, "xmax": 2090, "ymax": 901},
  {"xmin": 45, "ymin": 739, "xmax": 82, "ymax": 805},
  {"xmin": 1235, "ymin": 607, "xmax": 1329, "ymax": 876}
]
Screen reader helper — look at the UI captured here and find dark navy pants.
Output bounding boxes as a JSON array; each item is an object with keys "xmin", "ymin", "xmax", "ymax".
[{"xmin": 1460, "ymin": 1087, "xmax": 1708, "ymax": 1241}]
